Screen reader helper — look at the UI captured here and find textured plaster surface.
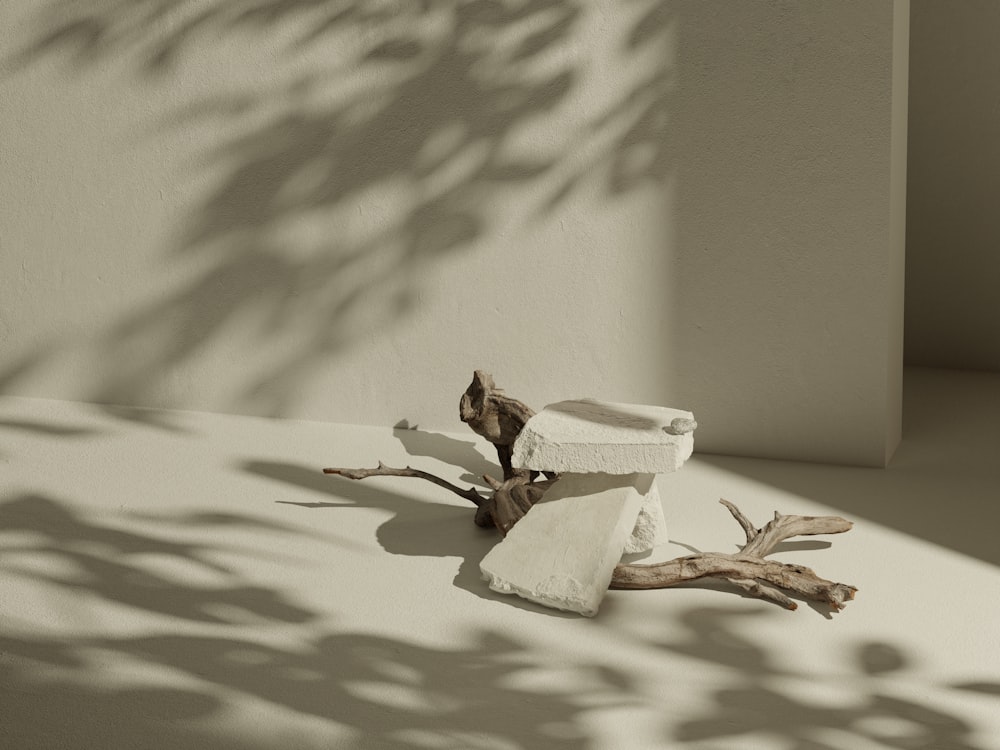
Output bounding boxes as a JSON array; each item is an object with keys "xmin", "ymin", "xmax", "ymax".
[{"xmin": 0, "ymin": 1, "xmax": 908, "ymax": 466}]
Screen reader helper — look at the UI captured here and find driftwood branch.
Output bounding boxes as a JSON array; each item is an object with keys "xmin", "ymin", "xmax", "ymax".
[
  {"xmin": 326, "ymin": 372, "xmax": 556, "ymax": 535},
  {"xmin": 323, "ymin": 462, "xmax": 487, "ymax": 507},
  {"xmin": 477, "ymin": 474, "xmax": 557, "ymax": 534},
  {"xmin": 322, "ymin": 462, "xmax": 554, "ymax": 535},
  {"xmin": 459, "ymin": 370, "xmax": 537, "ymax": 481},
  {"xmin": 611, "ymin": 499, "xmax": 857, "ymax": 611},
  {"xmin": 322, "ymin": 370, "xmax": 858, "ymax": 613}
]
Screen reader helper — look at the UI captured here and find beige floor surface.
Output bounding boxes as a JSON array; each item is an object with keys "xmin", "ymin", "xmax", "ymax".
[{"xmin": 2, "ymin": 366, "xmax": 998, "ymax": 749}]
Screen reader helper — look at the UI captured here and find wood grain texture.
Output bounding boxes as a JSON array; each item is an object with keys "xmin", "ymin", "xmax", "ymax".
[{"xmin": 611, "ymin": 500, "xmax": 857, "ymax": 611}]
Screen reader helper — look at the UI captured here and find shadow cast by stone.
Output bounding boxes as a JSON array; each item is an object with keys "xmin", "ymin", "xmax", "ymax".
[
  {"xmin": 245, "ymin": 458, "xmax": 584, "ymax": 615},
  {"xmin": 392, "ymin": 425, "xmax": 499, "ymax": 485}
]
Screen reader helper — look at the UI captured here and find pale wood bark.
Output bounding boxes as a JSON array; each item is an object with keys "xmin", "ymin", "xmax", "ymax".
[{"xmin": 611, "ymin": 499, "xmax": 857, "ymax": 611}]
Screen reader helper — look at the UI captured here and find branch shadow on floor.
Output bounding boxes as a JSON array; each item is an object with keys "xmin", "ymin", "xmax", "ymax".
[{"xmin": 241, "ymin": 457, "xmax": 573, "ymax": 615}]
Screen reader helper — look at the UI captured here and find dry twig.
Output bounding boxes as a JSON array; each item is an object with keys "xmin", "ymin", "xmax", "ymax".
[
  {"xmin": 322, "ymin": 461, "xmax": 554, "ymax": 535},
  {"xmin": 323, "ymin": 462, "xmax": 486, "ymax": 506}
]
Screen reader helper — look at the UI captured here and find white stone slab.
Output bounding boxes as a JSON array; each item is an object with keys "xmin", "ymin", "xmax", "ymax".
[
  {"xmin": 624, "ymin": 484, "xmax": 668, "ymax": 555},
  {"xmin": 479, "ymin": 472, "xmax": 651, "ymax": 616},
  {"xmin": 511, "ymin": 399, "xmax": 696, "ymax": 474}
]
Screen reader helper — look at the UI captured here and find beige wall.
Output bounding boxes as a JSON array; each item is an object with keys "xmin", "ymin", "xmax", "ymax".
[
  {"xmin": 906, "ymin": 0, "xmax": 1000, "ymax": 371},
  {"xmin": 0, "ymin": 1, "xmax": 908, "ymax": 466},
  {"xmin": 669, "ymin": 1, "xmax": 908, "ymax": 466}
]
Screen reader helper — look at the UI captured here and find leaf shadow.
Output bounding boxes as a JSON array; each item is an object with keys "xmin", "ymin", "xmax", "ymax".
[
  {"xmin": 606, "ymin": 605, "xmax": 995, "ymax": 749},
  {"xmin": 0, "ymin": 493, "xmax": 317, "ymax": 625},
  {"xmin": 3, "ymin": 0, "xmax": 678, "ymax": 424}
]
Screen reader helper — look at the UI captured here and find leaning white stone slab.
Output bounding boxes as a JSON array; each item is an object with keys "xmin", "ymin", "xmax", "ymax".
[
  {"xmin": 511, "ymin": 399, "xmax": 696, "ymax": 475},
  {"xmin": 624, "ymin": 483, "xmax": 668, "ymax": 555},
  {"xmin": 480, "ymin": 472, "xmax": 651, "ymax": 616}
]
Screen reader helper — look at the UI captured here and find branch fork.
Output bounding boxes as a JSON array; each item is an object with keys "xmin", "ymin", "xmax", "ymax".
[{"xmin": 611, "ymin": 499, "xmax": 857, "ymax": 611}]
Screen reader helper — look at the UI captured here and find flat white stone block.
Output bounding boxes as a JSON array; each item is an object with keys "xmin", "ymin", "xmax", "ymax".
[
  {"xmin": 479, "ymin": 472, "xmax": 651, "ymax": 616},
  {"xmin": 624, "ymin": 484, "xmax": 668, "ymax": 555},
  {"xmin": 512, "ymin": 399, "xmax": 696, "ymax": 474}
]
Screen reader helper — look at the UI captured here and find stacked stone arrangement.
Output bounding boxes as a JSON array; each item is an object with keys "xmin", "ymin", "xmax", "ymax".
[
  {"xmin": 326, "ymin": 371, "xmax": 856, "ymax": 614},
  {"xmin": 479, "ymin": 399, "xmax": 697, "ymax": 616}
]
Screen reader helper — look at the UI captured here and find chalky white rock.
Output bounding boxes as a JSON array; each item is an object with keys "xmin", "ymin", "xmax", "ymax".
[
  {"xmin": 511, "ymin": 399, "xmax": 696, "ymax": 475},
  {"xmin": 480, "ymin": 472, "xmax": 654, "ymax": 616},
  {"xmin": 624, "ymin": 484, "xmax": 669, "ymax": 555},
  {"xmin": 482, "ymin": 398, "xmax": 695, "ymax": 614}
]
